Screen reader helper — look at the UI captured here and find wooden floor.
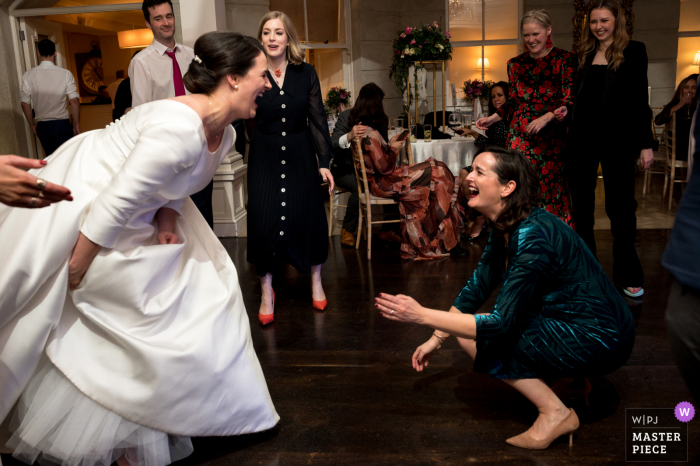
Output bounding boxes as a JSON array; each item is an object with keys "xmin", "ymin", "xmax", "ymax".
[{"xmin": 164, "ymin": 228, "xmax": 696, "ymax": 466}]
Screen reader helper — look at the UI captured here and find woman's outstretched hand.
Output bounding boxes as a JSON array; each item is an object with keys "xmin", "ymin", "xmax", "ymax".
[
  {"xmin": 476, "ymin": 114, "xmax": 500, "ymax": 130},
  {"xmin": 412, "ymin": 337, "xmax": 441, "ymax": 372},
  {"xmin": 320, "ymin": 168, "xmax": 335, "ymax": 194},
  {"xmin": 375, "ymin": 292, "xmax": 425, "ymax": 324}
]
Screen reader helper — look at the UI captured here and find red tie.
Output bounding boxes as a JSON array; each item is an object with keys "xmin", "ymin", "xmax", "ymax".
[{"xmin": 165, "ymin": 48, "xmax": 186, "ymax": 97}]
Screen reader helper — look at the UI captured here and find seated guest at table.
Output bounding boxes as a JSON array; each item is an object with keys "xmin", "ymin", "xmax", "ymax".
[
  {"xmin": 375, "ymin": 146, "xmax": 635, "ymax": 449},
  {"xmin": 91, "ymin": 85, "xmax": 112, "ymax": 105},
  {"xmin": 654, "ymin": 74, "xmax": 697, "ymax": 161},
  {"xmin": 457, "ymin": 81, "xmax": 510, "ymax": 240},
  {"xmin": 331, "ymin": 83, "xmax": 402, "ymax": 247},
  {"xmin": 352, "ymin": 85, "xmax": 465, "ymax": 259},
  {"xmin": 458, "ymin": 81, "xmax": 510, "ymax": 147}
]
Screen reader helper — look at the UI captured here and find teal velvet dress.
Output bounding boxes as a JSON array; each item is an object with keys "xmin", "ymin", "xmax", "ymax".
[{"xmin": 454, "ymin": 208, "xmax": 635, "ymax": 380}]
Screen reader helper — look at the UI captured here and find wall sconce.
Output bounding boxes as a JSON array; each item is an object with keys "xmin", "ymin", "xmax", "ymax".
[
  {"xmin": 476, "ymin": 58, "xmax": 490, "ymax": 71},
  {"xmin": 693, "ymin": 51, "xmax": 700, "ymax": 69},
  {"xmin": 118, "ymin": 29, "xmax": 154, "ymax": 49}
]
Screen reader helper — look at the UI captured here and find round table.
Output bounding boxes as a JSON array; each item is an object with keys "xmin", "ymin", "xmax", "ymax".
[{"xmin": 410, "ymin": 137, "xmax": 480, "ymax": 175}]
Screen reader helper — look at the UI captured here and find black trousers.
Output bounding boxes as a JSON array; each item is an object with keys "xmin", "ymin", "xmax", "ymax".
[
  {"xmin": 36, "ymin": 119, "xmax": 74, "ymax": 156},
  {"xmin": 568, "ymin": 144, "xmax": 643, "ymax": 286},
  {"xmin": 190, "ymin": 179, "xmax": 214, "ymax": 229},
  {"xmin": 666, "ymin": 278, "xmax": 700, "ymax": 402}
]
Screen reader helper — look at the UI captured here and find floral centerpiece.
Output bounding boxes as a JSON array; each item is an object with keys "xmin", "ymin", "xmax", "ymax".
[
  {"xmin": 389, "ymin": 21, "xmax": 453, "ymax": 112},
  {"xmin": 461, "ymin": 78, "xmax": 494, "ymax": 104},
  {"xmin": 324, "ymin": 86, "xmax": 351, "ymax": 116}
]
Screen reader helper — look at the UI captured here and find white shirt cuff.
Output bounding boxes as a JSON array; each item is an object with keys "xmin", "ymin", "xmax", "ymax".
[{"xmin": 339, "ymin": 133, "xmax": 350, "ymax": 149}]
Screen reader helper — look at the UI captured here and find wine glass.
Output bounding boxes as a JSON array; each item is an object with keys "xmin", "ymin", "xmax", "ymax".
[{"xmin": 448, "ymin": 114, "xmax": 461, "ymax": 135}]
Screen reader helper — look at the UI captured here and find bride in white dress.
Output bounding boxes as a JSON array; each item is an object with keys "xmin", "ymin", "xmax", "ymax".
[{"xmin": 0, "ymin": 32, "xmax": 279, "ymax": 466}]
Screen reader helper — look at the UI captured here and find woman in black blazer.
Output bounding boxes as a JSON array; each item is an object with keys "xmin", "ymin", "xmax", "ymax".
[{"xmin": 566, "ymin": 0, "xmax": 654, "ymax": 298}]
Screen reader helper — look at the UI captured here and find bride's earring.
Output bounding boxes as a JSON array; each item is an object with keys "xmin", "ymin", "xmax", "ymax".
[{"xmin": 234, "ymin": 84, "xmax": 239, "ymax": 90}]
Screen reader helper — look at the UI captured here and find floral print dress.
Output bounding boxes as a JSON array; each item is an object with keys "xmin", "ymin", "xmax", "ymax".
[
  {"xmin": 498, "ymin": 47, "xmax": 576, "ymax": 226},
  {"xmin": 359, "ymin": 130, "xmax": 465, "ymax": 260}
]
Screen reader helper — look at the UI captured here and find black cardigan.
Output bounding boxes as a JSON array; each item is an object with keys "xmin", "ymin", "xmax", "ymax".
[{"xmin": 571, "ymin": 40, "xmax": 654, "ymax": 155}]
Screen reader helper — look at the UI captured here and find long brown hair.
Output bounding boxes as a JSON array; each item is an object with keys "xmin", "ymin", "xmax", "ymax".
[
  {"xmin": 578, "ymin": 0, "xmax": 629, "ymax": 71},
  {"xmin": 257, "ymin": 11, "xmax": 305, "ymax": 65},
  {"xmin": 671, "ymin": 74, "xmax": 699, "ymax": 107},
  {"xmin": 474, "ymin": 145, "xmax": 541, "ymax": 236},
  {"xmin": 348, "ymin": 83, "xmax": 389, "ymax": 141}
]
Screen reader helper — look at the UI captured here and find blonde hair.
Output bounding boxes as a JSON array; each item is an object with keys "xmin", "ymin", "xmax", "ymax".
[
  {"xmin": 257, "ymin": 11, "xmax": 305, "ymax": 66},
  {"xmin": 578, "ymin": 0, "xmax": 629, "ymax": 71},
  {"xmin": 521, "ymin": 10, "xmax": 554, "ymax": 46}
]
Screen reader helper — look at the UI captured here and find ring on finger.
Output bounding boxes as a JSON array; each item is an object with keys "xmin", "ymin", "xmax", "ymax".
[
  {"xmin": 36, "ymin": 178, "xmax": 47, "ymax": 191},
  {"xmin": 390, "ymin": 309, "xmax": 394, "ymax": 315},
  {"xmin": 38, "ymin": 190, "xmax": 45, "ymax": 198},
  {"xmin": 28, "ymin": 197, "xmax": 38, "ymax": 207}
]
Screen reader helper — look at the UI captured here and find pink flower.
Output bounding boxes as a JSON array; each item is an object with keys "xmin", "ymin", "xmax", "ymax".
[
  {"xmin": 400, "ymin": 33, "xmax": 406, "ymax": 38},
  {"xmin": 405, "ymin": 27, "xmax": 412, "ymax": 34},
  {"xmin": 340, "ymin": 93, "xmax": 347, "ymax": 99},
  {"xmin": 445, "ymin": 31, "xmax": 451, "ymax": 39},
  {"xmin": 410, "ymin": 40, "xmax": 416, "ymax": 45}
]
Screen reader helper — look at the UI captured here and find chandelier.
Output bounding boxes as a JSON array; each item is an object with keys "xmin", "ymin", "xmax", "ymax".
[{"xmin": 449, "ymin": 0, "xmax": 467, "ymax": 19}]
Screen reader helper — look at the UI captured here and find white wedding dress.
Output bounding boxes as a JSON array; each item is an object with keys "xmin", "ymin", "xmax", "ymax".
[{"xmin": 0, "ymin": 100, "xmax": 279, "ymax": 466}]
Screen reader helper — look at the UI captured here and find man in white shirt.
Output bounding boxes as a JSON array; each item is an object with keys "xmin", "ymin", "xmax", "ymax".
[
  {"xmin": 129, "ymin": 0, "xmax": 215, "ymax": 228},
  {"xmin": 20, "ymin": 39, "xmax": 80, "ymax": 156}
]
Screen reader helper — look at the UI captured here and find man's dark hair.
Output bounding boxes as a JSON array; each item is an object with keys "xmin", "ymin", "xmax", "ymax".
[
  {"xmin": 348, "ymin": 83, "xmax": 388, "ymax": 141},
  {"xmin": 142, "ymin": 0, "xmax": 174, "ymax": 23},
  {"xmin": 37, "ymin": 39, "xmax": 55, "ymax": 58}
]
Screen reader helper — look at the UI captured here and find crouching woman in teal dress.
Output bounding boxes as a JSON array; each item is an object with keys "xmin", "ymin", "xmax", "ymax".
[{"xmin": 375, "ymin": 145, "xmax": 635, "ymax": 450}]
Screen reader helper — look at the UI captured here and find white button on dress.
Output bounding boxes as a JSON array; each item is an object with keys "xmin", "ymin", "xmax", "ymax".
[
  {"xmin": 281, "ymin": 147, "xmax": 286, "ymax": 151},
  {"xmin": 282, "ymin": 132, "xmax": 286, "ymax": 136},
  {"xmin": 280, "ymin": 231, "xmax": 284, "ymax": 235},
  {"xmin": 280, "ymin": 91, "xmax": 285, "ymax": 95},
  {"xmin": 281, "ymin": 188, "xmax": 286, "ymax": 192},
  {"xmin": 282, "ymin": 118, "xmax": 286, "ymax": 122},
  {"xmin": 281, "ymin": 174, "xmax": 285, "ymax": 178},
  {"xmin": 281, "ymin": 104, "xmax": 286, "ymax": 109},
  {"xmin": 281, "ymin": 216, "xmax": 286, "ymax": 220},
  {"xmin": 282, "ymin": 202, "xmax": 286, "ymax": 206},
  {"xmin": 282, "ymin": 160, "xmax": 286, "ymax": 164}
]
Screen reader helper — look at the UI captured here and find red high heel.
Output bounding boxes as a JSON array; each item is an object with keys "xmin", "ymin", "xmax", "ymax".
[
  {"xmin": 312, "ymin": 298, "xmax": 327, "ymax": 311},
  {"xmin": 258, "ymin": 289, "xmax": 275, "ymax": 325}
]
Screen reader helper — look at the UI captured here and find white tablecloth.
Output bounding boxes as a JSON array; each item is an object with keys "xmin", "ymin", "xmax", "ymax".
[{"xmin": 410, "ymin": 137, "xmax": 479, "ymax": 175}]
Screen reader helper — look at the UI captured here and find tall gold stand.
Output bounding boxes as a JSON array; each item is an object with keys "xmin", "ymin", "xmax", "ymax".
[{"xmin": 406, "ymin": 60, "xmax": 446, "ymax": 132}]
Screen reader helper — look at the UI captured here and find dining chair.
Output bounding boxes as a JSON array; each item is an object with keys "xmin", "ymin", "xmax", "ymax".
[
  {"xmin": 351, "ymin": 138, "xmax": 412, "ymax": 260},
  {"xmin": 662, "ymin": 113, "xmax": 689, "ymax": 210},
  {"xmin": 327, "ymin": 185, "xmax": 349, "ymax": 236},
  {"xmin": 643, "ymin": 108, "xmax": 668, "ymax": 198}
]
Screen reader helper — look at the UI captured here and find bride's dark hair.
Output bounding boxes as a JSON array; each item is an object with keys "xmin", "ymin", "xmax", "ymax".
[{"xmin": 184, "ymin": 32, "xmax": 264, "ymax": 95}]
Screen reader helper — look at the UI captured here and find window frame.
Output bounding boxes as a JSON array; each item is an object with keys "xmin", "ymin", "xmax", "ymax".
[{"xmin": 446, "ymin": 0, "xmax": 524, "ymax": 84}]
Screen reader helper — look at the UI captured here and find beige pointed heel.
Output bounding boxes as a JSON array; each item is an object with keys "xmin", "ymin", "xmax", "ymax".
[{"xmin": 506, "ymin": 408, "xmax": 579, "ymax": 450}]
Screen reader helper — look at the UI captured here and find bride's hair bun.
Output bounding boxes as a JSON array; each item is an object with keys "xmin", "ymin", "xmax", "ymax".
[{"xmin": 183, "ymin": 32, "xmax": 264, "ymax": 95}]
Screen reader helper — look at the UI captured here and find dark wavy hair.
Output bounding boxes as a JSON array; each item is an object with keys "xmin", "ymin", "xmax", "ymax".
[
  {"xmin": 183, "ymin": 32, "xmax": 264, "ymax": 95},
  {"xmin": 474, "ymin": 145, "xmax": 541, "ymax": 235},
  {"xmin": 348, "ymin": 83, "xmax": 389, "ymax": 141},
  {"xmin": 487, "ymin": 81, "xmax": 510, "ymax": 115},
  {"xmin": 142, "ymin": 0, "xmax": 173, "ymax": 23}
]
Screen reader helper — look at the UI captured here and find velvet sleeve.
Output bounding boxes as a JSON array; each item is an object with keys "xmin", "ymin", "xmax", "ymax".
[
  {"xmin": 472, "ymin": 224, "xmax": 557, "ymax": 340},
  {"xmin": 453, "ymin": 235, "xmax": 502, "ymax": 315},
  {"xmin": 307, "ymin": 66, "xmax": 333, "ymax": 169}
]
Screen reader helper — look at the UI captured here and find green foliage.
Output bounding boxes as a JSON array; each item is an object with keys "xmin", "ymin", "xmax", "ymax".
[{"xmin": 389, "ymin": 21, "xmax": 453, "ymax": 114}]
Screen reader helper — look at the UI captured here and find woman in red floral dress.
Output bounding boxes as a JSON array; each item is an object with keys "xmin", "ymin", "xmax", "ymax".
[{"xmin": 477, "ymin": 10, "xmax": 575, "ymax": 226}]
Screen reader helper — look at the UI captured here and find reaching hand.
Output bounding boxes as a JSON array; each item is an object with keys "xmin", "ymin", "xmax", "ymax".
[
  {"xmin": 348, "ymin": 122, "xmax": 367, "ymax": 141},
  {"xmin": 476, "ymin": 115, "xmax": 498, "ymax": 130},
  {"xmin": 320, "ymin": 168, "xmax": 335, "ymax": 194},
  {"xmin": 412, "ymin": 337, "xmax": 442, "ymax": 372},
  {"xmin": 374, "ymin": 292, "xmax": 425, "ymax": 324},
  {"xmin": 639, "ymin": 148, "xmax": 654, "ymax": 171},
  {"xmin": 0, "ymin": 155, "xmax": 73, "ymax": 208}
]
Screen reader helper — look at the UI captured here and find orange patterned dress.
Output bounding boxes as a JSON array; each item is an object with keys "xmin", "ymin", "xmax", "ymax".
[{"xmin": 359, "ymin": 130, "xmax": 465, "ymax": 260}]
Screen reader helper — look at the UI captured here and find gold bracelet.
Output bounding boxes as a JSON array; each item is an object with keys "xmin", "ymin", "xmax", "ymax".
[{"xmin": 433, "ymin": 333, "xmax": 447, "ymax": 345}]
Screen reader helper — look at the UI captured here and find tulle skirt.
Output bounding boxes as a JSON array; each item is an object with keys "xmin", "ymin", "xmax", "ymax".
[{"xmin": 6, "ymin": 356, "xmax": 193, "ymax": 466}]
